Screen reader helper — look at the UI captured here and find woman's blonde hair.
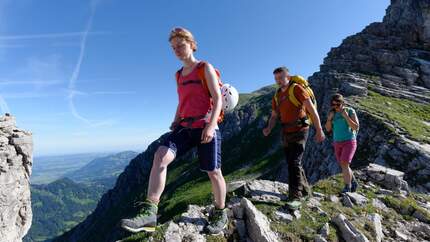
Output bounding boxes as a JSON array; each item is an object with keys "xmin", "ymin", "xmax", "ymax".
[{"xmin": 169, "ymin": 27, "xmax": 197, "ymax": 52}]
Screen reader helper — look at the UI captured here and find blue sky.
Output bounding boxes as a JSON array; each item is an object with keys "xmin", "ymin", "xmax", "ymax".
[{"xmin": 0, "ymin": 0, "xmax": 389, "ymax": 156}]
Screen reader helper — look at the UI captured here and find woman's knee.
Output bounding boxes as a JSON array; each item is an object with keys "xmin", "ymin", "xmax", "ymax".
[
  {"xmin": 207, "ymin": 169, "xmax": 223, "ymax": 179},
  {"xmin": 153, "ymin": 146, "xmax": 174, "ymax": 168},
  {"xmin": 339, "ymin": 162, "xmax": 350, "ymax": 170}
]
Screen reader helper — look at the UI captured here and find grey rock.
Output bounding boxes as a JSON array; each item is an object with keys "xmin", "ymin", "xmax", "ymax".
[
  {"xmin": 345, "ymin": 192, "xmax": 368, "ymax": 206},
  {"xmin": 412, "ymin": 209, "xmax": 430, "ymax": 223},
  {"xmin": 235, "ymin": 219, "xmax": 247, "ymax": 240},
  {"xmin": 367, "ymin": 213, "xmax": 384, "ymax": 242},
  {"xmin": 164, "ymin": 222, "xmax": 183, "ymax": 242},
  {"xmin": 377, "ymin": 188, "xmax": 394, "ymax": 195},
  {"xmin": 240, "ymin": 198, "xmax": 280, "ymax": 242},
  {"xmin": 372, "ymin": 198, "xmax": 389, "ymax": 212},
  {"xmin": 342, "ymin": 195, "xmax": 354, "ymax": 208},
  {"xmin": 232, "ymin": 204, "xmax": 245, "ymax": 219},
  {"xmin": 395, "ymin": 230, "xmax": 408, "ymax": 241},
  {"xmin": 365, "ymin": 163, "xmax": 409, "ymax": 192},
  {"xmin": 312, "ymin": 192, "xmax": 326, "ymax": 198},
  {"xmin": 274, "ymin": 211, "xmax": 293, "ymax": 223},
  {"xmin": 314, "ymin": 235, "xmax": 328, "ymax": 242},
  {"xmin": 332, "ymin": 214, "xmax": 369, "ymax": 242},
  {"xmin": 228, "ymin": 180, "xmax": 247, "ymax": 192},
  {"xmin": 163, "ymin": 205, "xmax": 208, "ymax": 242},
  {"xmin": 244, "ymin": 180, "xmax": 288, "ymax": 203},
  {"xmin": 411, "ymin": 223, "xmax": 430, "ymax": 237},
  {"xmin": 307, "ymin": 197, "xmax": 322, "ymax": 209},
  {"xmin": 292, "ymin": 210, "xmax": 301, "ymax": 219},
  {"xmin": 0, "ymin": 114, "xmax": 33, "ymax": 242},
  {"xmin": 340, "ymin": 82, "xmax": 368, "ymax": 96},
  {"xmin": 319, "ymin": 223, "xmax": 330, "ymax": 238},
  {"xmin": 328, "ymin": 195, "xmax": 340, "ymax": 203}
]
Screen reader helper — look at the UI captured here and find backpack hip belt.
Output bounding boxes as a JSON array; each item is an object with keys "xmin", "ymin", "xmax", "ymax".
[{"xmin": 281, "ymin": 117, "xmax": 310, "ymax": 129}]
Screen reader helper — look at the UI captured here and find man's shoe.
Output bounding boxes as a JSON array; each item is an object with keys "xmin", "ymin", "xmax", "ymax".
[
  {"xmin": 120, "ymin": 200, "xmax": 158, "ymax": 233},
  {"xmin": 206, "ymin": 208, "xmax": 228, "ymax": 235}
]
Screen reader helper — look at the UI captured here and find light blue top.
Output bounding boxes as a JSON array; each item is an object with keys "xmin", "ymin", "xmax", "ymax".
[{"xmin": 332, "ymin": 107, "xmax": 357, "ymax": 142}]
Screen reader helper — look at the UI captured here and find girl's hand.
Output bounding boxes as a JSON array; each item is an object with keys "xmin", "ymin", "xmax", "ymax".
[
  {"xmin": 201, "ymin": 124, "xmax": 216, "ymax": 143},
  {"xmin": 341, "ymin": 108, "xmax": 349, "ymax": 119}
]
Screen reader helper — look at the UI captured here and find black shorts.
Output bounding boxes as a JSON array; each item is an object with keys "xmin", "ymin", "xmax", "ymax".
[{"xmin": 162, "ymin": 125, "xmax": 222, "ymax": 172}]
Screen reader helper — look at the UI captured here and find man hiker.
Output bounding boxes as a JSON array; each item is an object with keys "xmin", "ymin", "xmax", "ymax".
[
  {"xmin": 120, "ymin": 27, "xmax": 228, "ymax": 235},
  {"xmin": 263, "ymin": 66, "xmax": 325, "ymax": 209}
]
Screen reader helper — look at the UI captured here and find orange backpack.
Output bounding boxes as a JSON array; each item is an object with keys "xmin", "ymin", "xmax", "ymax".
[{"xmin": 175, "ymin": 61, "xmax": 224, "ymax": 123}]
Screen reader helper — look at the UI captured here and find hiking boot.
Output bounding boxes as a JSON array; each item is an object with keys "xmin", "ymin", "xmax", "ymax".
[
  {"xmin": 120, "ymin": 200, "xmax": 158, "ymax": 233},
  {"xmin": 340, "ymin": 185, "xmax": 351, "ymax": 194},
  {"xmin": 351, "ymin": 177, "xmax": 359, "ymax": 192},
  {"xmin": 206, "ymin": 208, "xmax": 228, "ymax": 235}
]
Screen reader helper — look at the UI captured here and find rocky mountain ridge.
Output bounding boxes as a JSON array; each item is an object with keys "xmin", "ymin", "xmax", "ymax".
[
  {"xmin": 0, "ymin": 114, "xmax": 33, "ymax": 242},
  {"xmin": 120, "ymin": 163, "xmax": 430, "ymax": 242},
  {"xmin": 299, "ymin": 0, "xmax": 430, "ymax": 192}
]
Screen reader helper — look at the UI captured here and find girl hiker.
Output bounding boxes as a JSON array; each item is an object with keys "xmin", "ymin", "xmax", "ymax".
[
  {"xmin": 120, "ymin": 27, "xmax": 228, "ymax": 235},
  {"xmin": 325, "ymin": 93, "xmax": 360, "ymax": 193}
]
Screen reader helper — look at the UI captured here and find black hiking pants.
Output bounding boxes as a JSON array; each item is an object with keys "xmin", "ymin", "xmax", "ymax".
[{"xmin": 282, "ymin": 129, "xmax": 311, "ymax": 200}]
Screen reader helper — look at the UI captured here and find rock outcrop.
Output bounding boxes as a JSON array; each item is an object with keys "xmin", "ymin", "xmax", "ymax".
[
  {"xmin": 0, "ymin": 114, "xmax": 33, "ymax": 242},
  {"xmin": 117, "ymin": 164, "xmax": 430, "ymax": 242},
  {"xmin": 299, "ymin": 0, "xmax": 430, "ymax": 192}
]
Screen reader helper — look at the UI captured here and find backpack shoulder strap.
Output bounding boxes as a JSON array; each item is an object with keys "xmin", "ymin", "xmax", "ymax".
[
  {"xmin": 196, "ymin": 62, "xmax": 210, "ymax": 94},
  {"xmin": 273, "ymin": 88, "xmax": 281, "ymax": 108},
  {"xmin": 175, "ymin": 68, "xmax": 183, "ymax": 85},
  {"xmin": 288, "ymin": 83, "xmax": 301, "ymax": 107}
]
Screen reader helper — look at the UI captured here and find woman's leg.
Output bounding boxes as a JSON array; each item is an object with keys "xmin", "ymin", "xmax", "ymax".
[
  {"xmin": 339, "ymin": 162, "xmax": 352, "ymax": 186},
  {"xmin": 147, "ymin": 146, "xmax": 176, "ymax": 203},
  {"xmin": 207, "ymin": 169, "xmax": 226, "ymax": 209}
]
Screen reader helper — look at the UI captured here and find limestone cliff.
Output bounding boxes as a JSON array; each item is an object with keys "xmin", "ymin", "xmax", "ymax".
[{"xmin": 0, "ymin": 114, "xmax": 33, "ymax": 242}]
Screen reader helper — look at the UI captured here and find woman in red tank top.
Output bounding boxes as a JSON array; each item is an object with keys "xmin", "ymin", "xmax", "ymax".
[
  {"xmin": 170, "ymin": 29, "xmax": 222, "ymax": 137},
  {"xmin": 119, "ymin": 27, "xmax": 228, "ymax": 235}
]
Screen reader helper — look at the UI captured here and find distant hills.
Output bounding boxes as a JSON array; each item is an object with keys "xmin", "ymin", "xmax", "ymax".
[
  {"xmin": 65, "ymin": 151, "xmax": 139, "ymax": 184},
  {"xmin": 25, "ymin": 151, "xmax": 138, "ymax": 242},
  {"xmin": 31, "ymin": 153, "xmax": 111, "ymax": 184},
  {"xmin": 25, "ymin": 178, "xmax": 107, "ymax": 242}
]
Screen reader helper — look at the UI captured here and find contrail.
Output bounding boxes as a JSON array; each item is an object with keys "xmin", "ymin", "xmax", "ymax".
[
  {"xmin": 67, "ymin": 0, "xmax": 113, "ymax": 127},
  {"xmin": 0, "ymin": 95, "xmax": 10, "ymax": 114},
  {"xmin": 0, "ymin": 31, "xmax": 108, "ymax": 40},
  {"xmin": 0, "ymin": 79, "xmax": 62, "ymax": 85}
]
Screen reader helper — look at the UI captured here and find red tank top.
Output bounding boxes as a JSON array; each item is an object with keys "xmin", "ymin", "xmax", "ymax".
[{"xmin": 177, "ymin": 63, "xmax": 212, "ymax": 128}]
